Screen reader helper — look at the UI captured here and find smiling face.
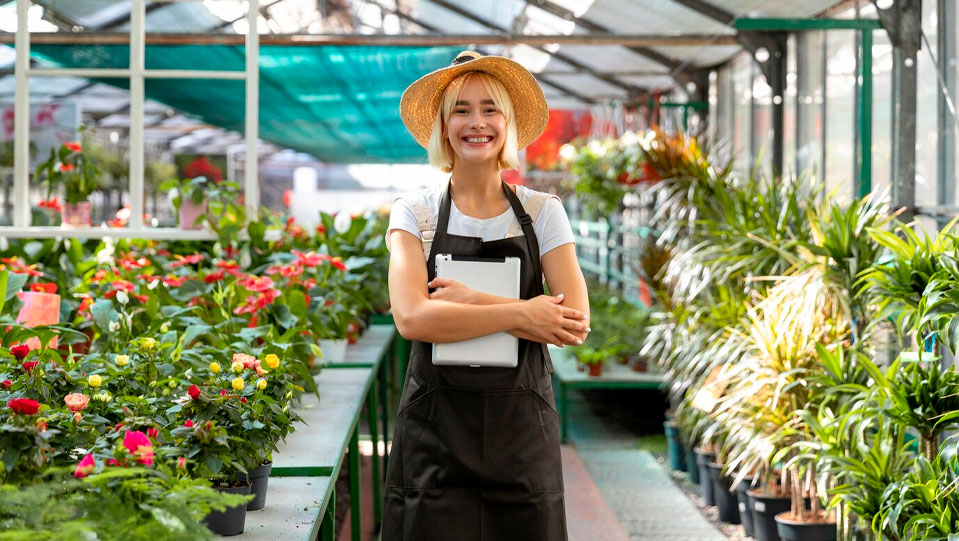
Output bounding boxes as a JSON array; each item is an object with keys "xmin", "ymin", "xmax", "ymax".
[{"xmin": 444, "ymin": 75, "xmax": 508, "ymax": 166}]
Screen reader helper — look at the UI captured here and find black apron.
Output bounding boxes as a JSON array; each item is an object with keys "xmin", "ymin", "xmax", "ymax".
[{"xmin": 383, "ymin": 181, "xmax": 567, "ymax": 541}]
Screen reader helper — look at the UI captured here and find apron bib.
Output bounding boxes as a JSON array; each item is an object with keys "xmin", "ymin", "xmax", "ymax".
[{"xmin": 383, "ymin": 181, "xmax": 567, "ymax": 541}]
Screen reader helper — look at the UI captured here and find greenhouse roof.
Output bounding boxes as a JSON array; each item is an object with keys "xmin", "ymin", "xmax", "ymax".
[{"xmin": 0, "ymin": 0, "xmax": 855, "ymax": 163}]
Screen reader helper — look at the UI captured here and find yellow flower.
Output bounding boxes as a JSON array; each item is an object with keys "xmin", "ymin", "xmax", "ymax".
[
  {"xmin": 256, "ymin": 379, "xmax": 267, "ymax": 391},
  {"xmin": 88, "ymin": 374, "xmax": 102, "ymax": 387},
  {"xmin": 231, "ymin": 361, "xmax": 244, "ymax": 373},
  {"xmin": 114, "ymin": 355, "xmax": 129, "ymax": 367},
  {"xmin": 209, "ymin": 362, "xmax": 221, "ymax": 374},
  {"xmin": 264, "ymin": 354, "xmax": 279, "ymax": 370},
  {"xmin": 141, "ymin": 337, "xmax": 156, "ymax": 350},
  {"xmin": 231, "ymin": 377, "xmax": 244, "ymax": 391}
]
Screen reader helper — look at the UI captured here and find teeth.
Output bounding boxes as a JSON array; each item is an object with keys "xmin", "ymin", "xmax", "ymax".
[{"xmin": 465, "ymin": 137, "xmax": 492, "ymax": 143}]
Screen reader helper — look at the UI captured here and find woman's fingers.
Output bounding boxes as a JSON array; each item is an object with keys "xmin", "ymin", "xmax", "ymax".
[
  {"xmin": 561, "ymin": 307, "xmax": 587, "ymax": 321},
  {"xmin": 554, "ymin": 330, "xmax": 582, "ymax": 346}
]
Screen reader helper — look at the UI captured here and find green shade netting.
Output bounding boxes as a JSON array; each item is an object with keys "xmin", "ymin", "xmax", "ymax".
[{"xmin": 28, "ymin": 44, "xmax": 461, "ymax": 163}]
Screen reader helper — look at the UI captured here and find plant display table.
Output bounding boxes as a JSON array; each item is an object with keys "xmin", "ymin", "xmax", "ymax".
[
  {"xmin": 548, "ymin": 345, "xmax": 664, "ymax": 442},
  {"xmin": 248, "ymin": 324, "xmax": 396, "ymax": 540}
]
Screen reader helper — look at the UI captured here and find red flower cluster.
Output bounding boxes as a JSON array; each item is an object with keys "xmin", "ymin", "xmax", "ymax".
[
  {"xmin": 161, "ymin": 275, "xmax": 187, "ymax": 288},
  {"xmin": 103, "ymin": 280, "xmax": 149, "ymax": 303},
  {"xmin": 234, "ymin": 275, "xmax": 281, "ymax": 315},
  {"xmin": 204, "ymin": 260, "xmax": 243, "ymax": 283},
  {"xmin": 8, "ymin": 398, "xmax": 40, "ymax": 415},
  {"xmin": 10, "ymin": 344, "xmax": 29, "ymax": 360},
  {"xmin": 64, "ymin": 141, "xmax": 82, "ymax": 153},
  {"xmin": 168, "ymin": 253, "xmax": 204, "ymax": 269},
  {"xmin": 22, "ymin": 361, "xmax": 38, "ymax": 372},
  {"xmin": 59, "ymin": 163, "xmax": 75, "ymax": 173},
  {"xmin": 0, "ymin": 257, "xmax": 43, "ymax": 277},
  {"xmin": 29, "ymin": 282, "xmax": 57, "ymax": 294},
  {"xmin": 188, "ymin": 385, "xmax": 201, "ymax": 400},
  {"xmin": 38, "ymin": 197, "xmax": 62, "ymax": 213},
  {"xmin": 183, "ymin": 156, "xmax": 222, "ymax": 183},
  {"xmin": 117, "ymin": 253, "xmax": 150, "ymax": 271}
]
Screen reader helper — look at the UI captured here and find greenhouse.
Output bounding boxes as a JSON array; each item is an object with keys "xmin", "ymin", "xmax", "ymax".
[{"xmin": 0, "ymin": 0, "xmax": 955, "ymax": 540}]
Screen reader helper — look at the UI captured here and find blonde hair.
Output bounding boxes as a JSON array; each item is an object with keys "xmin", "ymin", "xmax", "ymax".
[{"xmin": 427, "ymin": 71, "xmax": 520, "ymax": 172}]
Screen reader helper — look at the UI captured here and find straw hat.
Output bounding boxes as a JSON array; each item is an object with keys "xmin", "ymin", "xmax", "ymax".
[{"xmin": 400, "ymin": 50, "xmax": 549, "ymax": 150}]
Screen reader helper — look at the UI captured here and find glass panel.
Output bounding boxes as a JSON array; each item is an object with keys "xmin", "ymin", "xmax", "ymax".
[
  {"xmin": 752, "ymin": 61, "xmax": 772, "ymax": 179},
  {"xmin": 31, "ymin": 1, "xmax": 131, "ymax": 70},
  {"xmin": 16, "ymin": 78, "xmax": 131, "ymax": 227},
  {"xmin": 796, "ymin": 31, "xmax": 824, "ymax": 183},
  {"xmin": 784, "ymin": 35, "xmax": 797, "ymax": 179},
  {"xmin": 871, "ymin": 29, "xmax": 894, "ymax": 199},
  {"xmin": 915, "ymin": 0, "xmax": 939, "ymax": 210},
  {"xmin": 145, "ymin": 78, "xmax": 245, "ymax": 230},
  {"xmin": 825, "ymin": 30, "xmax": 856, "ymax": 203},
  {"xmin": 731, "ymin": 53, "xmax": 752, "ymax": 177}
]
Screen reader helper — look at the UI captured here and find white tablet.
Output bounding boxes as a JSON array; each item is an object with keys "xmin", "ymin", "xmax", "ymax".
[{"xmin": 432, "ymin": 254, "xmax": 521, "ymax": 367}]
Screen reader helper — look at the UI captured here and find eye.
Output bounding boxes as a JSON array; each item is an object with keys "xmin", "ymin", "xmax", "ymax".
[
  {"xmin": 485, "ymin": 108, "xmax": 498, "ymax": 114},
  {"xmin": 454, "ymin": 108, "xmax": 468, "ymax": 114}
]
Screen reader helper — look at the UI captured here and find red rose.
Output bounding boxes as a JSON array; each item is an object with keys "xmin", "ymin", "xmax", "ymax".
[
  {"xmin": 147, "ymin": 427, "xmax": 159, "ymax": 439},
  {"xmin": 188, "ymin": 385, "xmax": 201, "ymax": 400},
  {"xmin": 0, "ymin": 380, "xmax": 10, "ymax": 390},
  {"xmin": 240, "ymin": 397, "xmax": 248, "ymax": 404},
  {"xmin": 22, "ymin": 361, "xmax": 38, "ymax": 372},
  {"xmin": 10, "ymin": 345, "xmax": 29, "ymax": 360},
  {"xmin": 184, "ymin": 419, "xmax": 194, "ymax": 428},
  {"xmin": 8, "ymin": 398, "xmax": 40, "ymax": 415}
]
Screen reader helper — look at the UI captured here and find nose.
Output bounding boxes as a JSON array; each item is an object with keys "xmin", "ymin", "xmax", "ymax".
[{"xmin": 469, "ymin": 111, "xmax": 485, "ymax": 129}]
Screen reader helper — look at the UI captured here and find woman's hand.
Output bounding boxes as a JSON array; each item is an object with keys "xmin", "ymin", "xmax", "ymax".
[
  {"xmin": 427, "ymin": 277, "xmax": 478, "ymax": 304},
  {"xmin": 521, "ymin": 293, "xmax": 590, "ymax": 347}
]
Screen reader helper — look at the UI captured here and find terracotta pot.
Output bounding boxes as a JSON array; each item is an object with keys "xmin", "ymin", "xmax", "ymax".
[
  {"xmin": 61, "ymin": 201, "xmax": 92, "ymax": 228},
  {"xmin": 179, "ymin": 199, "xmax": 207, "ymax": 229},
  {"xmin": 576, "ymin": 363, "xmax": 585, "ymax": 372},
  {"xmin": 16, "ymin": 291, "xmax": 60, "ymax": 350},
  {"xmin": 587, "ymin": 363, "xmax": 603, "ymax": 377},
  {"xmin": 632, "ymin": 358, "xmax": 648, "ymax": 372}
]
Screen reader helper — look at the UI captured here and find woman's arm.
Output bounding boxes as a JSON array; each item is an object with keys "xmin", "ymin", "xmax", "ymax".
[
  {"xmin": 540, "ymin": 243, "xmax": 590, "ymax": 344},
  {"xmin": 389, "ymin": 230, "xmax": 588, "ymax": 345}
]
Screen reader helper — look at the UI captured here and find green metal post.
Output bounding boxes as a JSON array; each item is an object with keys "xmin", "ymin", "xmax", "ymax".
[
  {"xmin": 349, "ymin": 426, "xmax": 361, "ymax": 541},
  {"xmin": 682, "ymin": 104, "xmax": 689, "ymax": 132},
  {"xmin": 321, "ymin": 488, "xmax": 335, "ymax": 541},
  {"xmin": 859, "ymin": 28, "xmax": 873, "ymax": 198},
  {"xmin": 379, "ymin": 351, "xmax": 390, "ymax": 478},
  {"xmin": 367, "ymin": 378, "xmax": 383, "ymax": 528}
]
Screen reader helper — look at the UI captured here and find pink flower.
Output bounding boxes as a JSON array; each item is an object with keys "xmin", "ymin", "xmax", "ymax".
[
  {"xmin": 147, "ymin": 427, "xmax": 159, "ymax": 439},
  {"xmin": 73, "ymin": 453, "xmax": 96, "ymax": 478},
  {"xmin": 177, "ymin": 457, "xmax": 186, "ymax": 470},
  {"xmin": 184, "ymin": 419, "xmax": 194, "ymax": 428},
  {"xmin": 10, "ymin": 345, "xmax": 29, "ymax": 360},
  {"xmin": 188, "ymin": 385, "xmax": 201, "ymax": 400},
  {"xmin": 122, "ymin": 430, "xmax": 154, "ymax": 466},
  {"xmin": 63, "ymin": 393, "xmax": 90, "ymax": 412}
]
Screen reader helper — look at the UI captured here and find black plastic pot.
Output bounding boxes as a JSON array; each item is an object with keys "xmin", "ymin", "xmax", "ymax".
[
  {"xmin": 734, "ymin": 476, "xmax": 755, "ymax": 538},
  {"xmin": 664, "ymin": 421, "xmax": 687, "ymax": 472},
  {"xmin": 685, "ymin": 447, "xmax": 700, "ymax": 484},
  {"xmin": 247, "ymin": 461, "xmax": 273, "ymax": 511},
  {"xmin": 694, "ymin": 448, "xmax": 715, "ymax": 506},
  {"xmin": 706, "ymin": 462, "xmax": 741, "ymax": 524},
  {"xmin": 748, "ymin": 489, "xmax": 792, "ymax": 541},
  {"xmin": 204, "ymin": 483, "xmax": 252, "ymax": 536},
  {"xmin": 775, "ymin": 512, "xmax": 837, "ymax": 541}
]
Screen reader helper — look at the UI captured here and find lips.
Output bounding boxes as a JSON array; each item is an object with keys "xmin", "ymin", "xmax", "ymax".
[{"xmin": 462, "ymin": 135, "xmax": 494, "ymax": 145}]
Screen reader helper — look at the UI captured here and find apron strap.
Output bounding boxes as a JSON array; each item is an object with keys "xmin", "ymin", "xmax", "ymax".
[{"xmin": 501, "ymin": 181, "xmax": 544, "ymax": 296}]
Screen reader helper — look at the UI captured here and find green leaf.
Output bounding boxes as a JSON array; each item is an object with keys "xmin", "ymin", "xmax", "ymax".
[{"xmin": 91, "ymin": 299, "xmax": 118, "ymax": 332}]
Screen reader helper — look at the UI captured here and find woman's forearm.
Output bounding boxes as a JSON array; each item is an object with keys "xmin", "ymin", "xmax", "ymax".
[
  {"xmin": 469, "ymin": 292, "xmax": 561, "ymax": 345},
  {"xmin": 400, "ymin": 299, "xmax": 526, "ymax": 343}
]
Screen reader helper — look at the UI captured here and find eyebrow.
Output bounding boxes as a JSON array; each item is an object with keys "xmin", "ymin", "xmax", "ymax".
[{"xmin": 454, "ymin": 99, "xmax": 496, "ymax": 106}]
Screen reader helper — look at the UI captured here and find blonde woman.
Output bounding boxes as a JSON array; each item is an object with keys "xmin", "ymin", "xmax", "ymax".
[{"xmin": 384, "ymin": 50, "xmax": 590, "ymax": 540}]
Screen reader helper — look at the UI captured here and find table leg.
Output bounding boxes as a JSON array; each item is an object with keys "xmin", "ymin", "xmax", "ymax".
[
  {"xmin": 321, "ymin": 487, "xmax": 335, "ymax": 541},
  {"xmin": 379, "ymin": 355, "xmax": 390, "ymax": 477},
  {"xmin": 367, "ymin": 377, "xmax": 383, "ymax": 529},
  {"xmin": 349, "ymin": 426, "xmax": 361, "ymax": 541}
]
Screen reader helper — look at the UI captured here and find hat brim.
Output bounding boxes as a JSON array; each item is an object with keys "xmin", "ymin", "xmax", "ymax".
[{"xmin": 400, "ymin": 55, "xmax": 549, "ymax": 150}]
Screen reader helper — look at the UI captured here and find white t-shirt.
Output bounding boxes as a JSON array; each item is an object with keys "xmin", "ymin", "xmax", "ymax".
[{"xmin": 386, "ymin": 184, "xmax": 576, "ymax": 257}]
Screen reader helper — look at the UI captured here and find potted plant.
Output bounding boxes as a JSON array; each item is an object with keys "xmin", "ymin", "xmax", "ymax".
[
  {"xmin": 571, "ymin": 338, "xmax": 620, "ymax": 377},
  {"xmin": 35, "ymin": 139, "xmax": 99, "ymax": 228},
  {"xmin": 160, "ymin": 176, "xmax": 239, "ymax": 230}
]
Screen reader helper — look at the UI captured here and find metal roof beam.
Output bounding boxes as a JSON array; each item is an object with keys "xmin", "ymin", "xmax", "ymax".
[
  {"xmin": 527, "ymin": 0, "xmax": 707, "ymax": 97},
  {"xmin": 668, "ymin": 0, "xmax": 735, "ymax": 26},
  {"xmin": 358, "ymin": 0, "xmax": 597, "ymax": 105},
  {"xmin": 0, "ymin": 31, "xmax": 736, "ymax": 47},
  {"xmin": 421, "ymin": 0, "xmax": 648, "ymax": 98}
]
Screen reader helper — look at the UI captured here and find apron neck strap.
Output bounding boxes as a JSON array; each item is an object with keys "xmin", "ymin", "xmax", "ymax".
[{"xmin": 435, "ymin": 180, "xmax": 545, "ymax": 292}]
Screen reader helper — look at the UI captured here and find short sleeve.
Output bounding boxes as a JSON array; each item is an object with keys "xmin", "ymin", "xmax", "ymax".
[
  {"xmin": 385, "ymin": 198, "xmax": 423, "ymax": 253},
  {"xmin": 534, "ymin": 197, "xmax": 575, "ymax": 256}
]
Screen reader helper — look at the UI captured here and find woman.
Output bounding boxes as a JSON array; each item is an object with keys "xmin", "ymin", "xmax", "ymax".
[{"xmin": 384, "ymin": 50, "xmax": 590, "ymax": 540}]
